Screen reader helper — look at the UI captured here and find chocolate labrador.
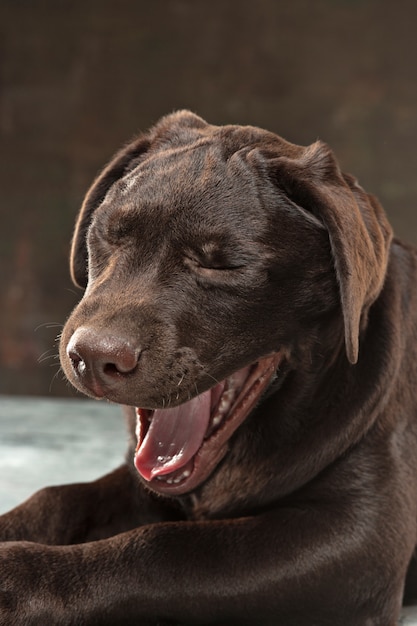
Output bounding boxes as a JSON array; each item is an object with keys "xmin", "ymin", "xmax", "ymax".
[{"xmin": 1, "ymin": 110, "xmax": 417, "ymax": 625}]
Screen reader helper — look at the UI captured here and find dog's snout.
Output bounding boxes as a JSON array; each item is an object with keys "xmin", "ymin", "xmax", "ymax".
[{"xmin": 66, "ymin": 327, "xmax": 140, "ymax": 397}]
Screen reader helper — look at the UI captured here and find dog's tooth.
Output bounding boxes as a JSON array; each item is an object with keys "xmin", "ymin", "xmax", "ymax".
[
  {"xmin": 176, "ymin": 469, "xmax": 191, "ymax": 482},
  {"xmin": 224, "ymin": 389, "xmax": 235, "ymax": 401},
  {"xmin": 211, "ymin": 391, "xmax": 236, "ymax": 427},
  {"xmin": 212, "ymin": 414, "xmax": 223, "ymax": 427},
  {"xmin": 218, "ymin": 391, "xmax": 234, "ymax": 413},
  {"xmin": 154, "ymin": 467, "xmax": 192, "ymax": 485},
  {"xmin": 218, "ymin": 399, "xmax": 228, "ymax": 413},
  {"xmin": 221, "ymin": 396, "xmax": 230, "ymax": 409}
]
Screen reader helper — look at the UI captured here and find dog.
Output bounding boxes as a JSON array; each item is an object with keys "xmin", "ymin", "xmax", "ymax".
[{"xmin": 1, "ymin": 110, "xmax": 417, "ymax": 625}]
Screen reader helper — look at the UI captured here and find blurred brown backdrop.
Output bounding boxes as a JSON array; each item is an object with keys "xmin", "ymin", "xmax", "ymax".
[{"xmin": 1, "ymin": 0, "xmax": 416, "ymax": 397}]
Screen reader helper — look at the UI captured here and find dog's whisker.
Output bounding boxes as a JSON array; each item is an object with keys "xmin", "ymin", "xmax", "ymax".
[
  {"xmin": 38, "ymin": 350, "xmax": 52, "ymax": 363},
  {"xmin": 34, "ymin": 322, "xmax": 64, "ymax": 332},
  {"xmin": 38, "ymin": 349, "xmax": 59, "ymax": 364},
  {"xmin": 47, "ymin": 360, "xmax": 61, "ymax": 369},
  {"xmin": 65, "ymin": 287, "xmax": 79, "ymax": 296},
  {"xmin": 48, "ymin": 366, "xmax": 64, "ymax": 393},
  {"xmin": 203, "ymin": 372, "xmax": 221, "ymax": 387}
]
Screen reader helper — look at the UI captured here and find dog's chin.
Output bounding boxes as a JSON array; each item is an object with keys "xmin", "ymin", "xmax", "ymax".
[{"xmin": 133, "ymin": 352, "xmax": 284, "ymax": 496}]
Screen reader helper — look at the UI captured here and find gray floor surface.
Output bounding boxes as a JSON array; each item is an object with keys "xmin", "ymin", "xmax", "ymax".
[
  {"xmin": 0, "ymin": 395, "xmax": 127, "ymax": 513},
  {"xmin": 1, "ymin": 395, "xmax": 417, "ymax": 624}
]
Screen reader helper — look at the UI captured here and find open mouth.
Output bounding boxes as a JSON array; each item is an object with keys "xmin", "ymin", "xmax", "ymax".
[{"xmin": 134, "ymin": 352, "xmax": 283, "ymax": 495}]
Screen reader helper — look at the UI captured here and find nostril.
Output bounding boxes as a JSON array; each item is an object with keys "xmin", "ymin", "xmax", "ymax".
[
  {"xmin": 111, "ymin": 346, "xmax": 141, "ymax": 375},
  {"xmin": 67, "ymin": 348, "xmax": 87, "ymax": 376},
  {"xmin": 103, "ymin": 362, "xmax": 119, "ymax": 377},
  {"xmin": 102, "ymin": 348, "xmax": 140, "ymax": 378}
]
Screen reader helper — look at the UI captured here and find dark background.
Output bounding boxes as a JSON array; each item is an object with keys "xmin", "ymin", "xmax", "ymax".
[{"xmin": 1, "ymin": 0, "xmax": 416, "ymax": 397}]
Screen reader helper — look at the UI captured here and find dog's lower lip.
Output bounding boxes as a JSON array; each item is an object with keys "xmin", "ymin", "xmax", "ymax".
[{"xmin": 134, "ymin": 352, "xmax": 283, "ymax": 494}]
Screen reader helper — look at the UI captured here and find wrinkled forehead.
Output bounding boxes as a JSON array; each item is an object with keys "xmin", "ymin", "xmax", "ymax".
[{"xmin": 113, "ymin": 141, "xmax": 265, "ymax": 223}]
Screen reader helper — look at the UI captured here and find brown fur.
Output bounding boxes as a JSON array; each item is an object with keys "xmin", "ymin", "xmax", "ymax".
[{"xmin": 0, "ymin": 111, "xmax": 416, "ymax": 625}]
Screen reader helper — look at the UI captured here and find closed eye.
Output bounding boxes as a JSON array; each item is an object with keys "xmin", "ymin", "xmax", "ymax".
[
  {"xmin": 199, "ymin": 260, "xmax": 245, "ymax": 271},
  {"xmin": 184, "ymin": 254, "xmax": 245, "ymax": 273}
]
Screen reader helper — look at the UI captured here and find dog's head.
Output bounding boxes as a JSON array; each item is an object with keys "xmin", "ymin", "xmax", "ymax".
[{"xmin": 60, "ymin": 111, "xmax": 392, "ymax": 496}]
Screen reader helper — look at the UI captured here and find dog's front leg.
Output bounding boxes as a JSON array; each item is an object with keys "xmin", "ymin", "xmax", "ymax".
[
  {"xmin": 0, "ymin": 464, "xmax": 176, "ymax": 545},
  {"xmin": 0, "ymin": 508, "xmax": 407, "ymax": 626}
]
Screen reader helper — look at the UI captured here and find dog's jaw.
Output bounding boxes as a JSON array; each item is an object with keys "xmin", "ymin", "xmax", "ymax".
[{"xmin": 134, "ymin": 352, "xmax": 283, "ymax": 495}]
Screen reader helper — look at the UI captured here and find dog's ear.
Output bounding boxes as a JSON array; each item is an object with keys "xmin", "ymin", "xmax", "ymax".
[
  {"xmin": 266, "ymin": 141, "xmax": 392, "ymax": 364},
  {"xmin": 70, "ymin": 135, "xmax": 151, "ymax": 288}
]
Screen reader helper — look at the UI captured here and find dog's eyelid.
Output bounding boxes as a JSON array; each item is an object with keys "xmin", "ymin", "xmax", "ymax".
[
  {"xmin": 185, "ymin": 238, "xmax": 252, "ymax": 268},
  {"xmin": 184, "ymin": 252, "xmax": 246, "ymax": 273},
  {"xmin": 187, "ymin": 258, "xmax": 244, "ymax": 272},
  {"xmin": 204, "ymin": 263, "xmax": 245, "ymax": 271}
]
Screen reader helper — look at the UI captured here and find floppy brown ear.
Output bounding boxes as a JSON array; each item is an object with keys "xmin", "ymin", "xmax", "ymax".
[
  {"xmin": 267, "ymin": 141, "xmax": 392, "ymax": 364},
  {"xmin": 70, "ymin": 135, "xmax": 151, "ymax": 288}
]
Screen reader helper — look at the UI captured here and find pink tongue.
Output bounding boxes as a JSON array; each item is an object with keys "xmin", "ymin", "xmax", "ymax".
[{"xmin": 134, "ymin": 389, "xmax": 213, "ymax": 481}]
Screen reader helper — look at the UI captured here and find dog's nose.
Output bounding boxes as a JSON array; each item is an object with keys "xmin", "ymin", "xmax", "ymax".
[{"xmin": 66, "ymin": 327, "xmax": 140, "ymax": 396}]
